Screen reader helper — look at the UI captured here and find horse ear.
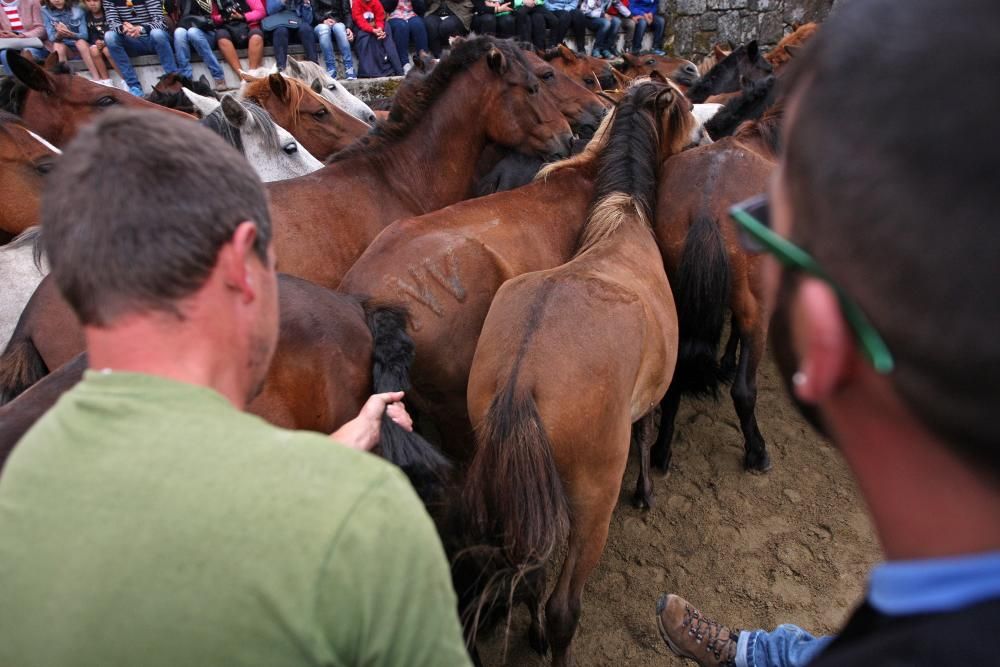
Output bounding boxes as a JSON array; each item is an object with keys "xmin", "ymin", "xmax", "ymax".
[
  {"xmin": 43, "ymin": 51, "xmax": 61, "ymax": 71},
  {"xmin": 654, "ymin": 86, "xmax": 675, "ymax": 114},
  {"xmin": 310, "ymin": 78, "xmax": 323, "ymax": 94},
  {"xmin": 649, "ymin": 70, "xmax": 667, "ymax": 83},
  {"xmin": 182, "ymin": 86, "xmax": 222, "ymax": 118},
  {"xmin": 287, "ymin": 56, "xmax": 303, "ymax": 76},
  {"xmin": 611, "ymin": 66, "xmax": 630, "ymax": 89},
  {"xmin": 792, "ymin": 21, "xmax": 802, "ymax": 31},
  {"xmin": 221, "ymin": 94, "xmax": 249, "ymax": 127},
  {"xmin": 784, "ymin": 44, "xmax": 802, "ymax": 59},
  {"xmin": 7, "ymin": 51, "xmax": 56, "ymax": 95},
  {"xmin": 746, "ymin": 40, "xmax": 759, "ymax": 61},
  {"xmin": 268, "ymin": 72, "xmax": 289, "ymax": 101},
  {"xmin": 558, "ymin": 43, "xmax": 575, "ymax": 61},
  {"xmin": 713, "ymin": 43, "xmax": 727, "ymax": 59},
  {"xmin": 486, "ymin": 47, "xmax": 507, "ymax": 74},
  {"xmin": 623, "ymin": 52, "xmax": 639, "ymax": 67}
]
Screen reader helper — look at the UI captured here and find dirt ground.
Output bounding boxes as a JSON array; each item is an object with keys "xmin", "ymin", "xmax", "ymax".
[{"xmin": 478, "ymin": 352, "xmax": 881, "ymax": 666}]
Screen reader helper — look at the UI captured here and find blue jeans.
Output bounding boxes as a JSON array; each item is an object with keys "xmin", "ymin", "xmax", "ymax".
[
  {"xmin": 0, "ymin": 46, "xmax": 51, "ymax": 75},
  {"xmin": 271, "ymin": 22, "xmax": 317, "ymax": 71},
  {"xmin": 585, "ymin": 16, "xmax": 617, "ymax": 51},
  {"xmin": 173, "ymin": 26, "xmax": 224, "ymax": 80},
  {"xmin": 387, "ymin": 16, "xmax": 427, "ymax": 67},
  {"xmin": 104, "ymin": 29, "xmax": 178, "ymax": 92},
  {"xmin": 737, "ymin": 625, "xmax": 834, "ymax": 667},
  {"xmin": 632, "ymin": 14, "xmax": 665, "ymax": 52},
  {"xmin": 314, "ymin": 21, "xmax": 353, "ymax": 75}
]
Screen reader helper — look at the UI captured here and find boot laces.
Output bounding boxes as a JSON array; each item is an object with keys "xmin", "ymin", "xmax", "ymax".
[{"xmin": 681, "ymin": 603, "xmax": 738, "ymax": 666}]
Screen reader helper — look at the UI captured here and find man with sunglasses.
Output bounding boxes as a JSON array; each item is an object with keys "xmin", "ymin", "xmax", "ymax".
[{"xmin": 654, "ymin": 0, "xmax": 1000, "ymax": 666}]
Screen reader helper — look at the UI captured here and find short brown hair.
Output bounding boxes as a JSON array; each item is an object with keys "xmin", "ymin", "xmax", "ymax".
[
  {"xmin": 42, "ymin": 109, "xmax": 272, "ymax": 326},
  {"xmin": 783, "ymin": 0, "xmax": 1000, "ymax": 474}
]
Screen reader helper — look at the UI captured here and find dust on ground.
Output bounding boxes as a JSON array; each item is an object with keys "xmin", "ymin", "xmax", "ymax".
[{"xmin": 479, "ymin": 353, "xmax": 881, "ymax": 666}]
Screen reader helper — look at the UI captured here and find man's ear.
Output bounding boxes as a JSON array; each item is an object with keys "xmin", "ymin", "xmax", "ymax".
[
  {"xmin": 220, "ymin": 222, "xmax": 261, "ymax": 302},
  {"xmin": 790, "ymin": 277, "xmax": 856, "ymax": 403}
]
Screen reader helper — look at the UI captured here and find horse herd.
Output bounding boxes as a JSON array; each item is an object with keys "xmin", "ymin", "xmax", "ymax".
[{"xmin": 0, "ymin": 25, "xmax": 814, "ymax": 667}]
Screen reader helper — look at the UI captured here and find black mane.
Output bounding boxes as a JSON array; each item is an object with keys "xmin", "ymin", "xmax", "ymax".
[
  {"xmin": 705, "ymin": 74, "xmax": 777, "ymax": 140},
  {"xmin": 686, "ymin": 41, "xmax": 771, "ymax": 103},
  {"xmin": 0, "ymin": 78, "xmax": 27, "ymax": 115}
]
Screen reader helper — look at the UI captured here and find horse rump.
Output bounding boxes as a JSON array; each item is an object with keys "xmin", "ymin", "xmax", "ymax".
[
  {"xmin": 673, "ymin": 216, "xmax": 732, "ymax": 396},
  {"xmin": 0, "ymin": 336, "xmax": 48, "ymax": 406}
]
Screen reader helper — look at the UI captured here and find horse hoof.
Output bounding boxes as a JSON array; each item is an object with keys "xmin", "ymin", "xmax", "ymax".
[
  {"xmin": 632, "ymin": 490, "xmax": 653, "ymax": 510},
  {"xmin": 527, "ymin": 625, "xmax": 549, "ymax": 655},
  {"xmin": 745, "ymin": 451, "xmax": 772, "ymax": 474}
]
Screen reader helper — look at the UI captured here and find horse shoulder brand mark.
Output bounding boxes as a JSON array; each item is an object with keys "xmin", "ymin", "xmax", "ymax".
[
  {"xmin": 425, "ymin": 246, "xmax": 467, "ymax": 303},
  {"xmin": 386, "ymin": 245, "xmax": 467, "ymax": 331}
]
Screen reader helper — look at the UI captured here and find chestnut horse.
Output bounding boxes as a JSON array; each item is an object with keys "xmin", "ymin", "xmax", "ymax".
[
  {"xmin": 0, "ymin": 112, "xmax": 59, "ymax": 242},
  {"xmin": 542, "ymin": 44, "xmax": 616, "ymax": 93},
  {"xmin": 240, "ymin": 73, "xmax": 369, "ymax": 161},
  {"xmin": 0, "ymin": 51, "xmax": 191, "ymax": 146},
  {"xmin": 645, "ymin": 104, "xmax": 784, "ymax": 495},
  {"xmin": 265, "ymin": 36, "xmax": 573, "ymax": 290},
  {"xmin": 766, "ymin": 22, "xmax": 818, "ymax": 72},
  {"xmin": 0, "ymin": 276, "xmax": 449, "ymax": 497},
  {"xmin": 618, "ymin": 52, "xmax": 700, "ymax": 88},
  {"xmin": 340, "ymin": 119, "xmax": 609, "ymax": 463},
  {"xmin": 685, "ymin": 40, "xmax": 773, "ymax": 103},
  {"xmin": 457, "ymin": 81, "xmax": 695, "ymax": 666}
]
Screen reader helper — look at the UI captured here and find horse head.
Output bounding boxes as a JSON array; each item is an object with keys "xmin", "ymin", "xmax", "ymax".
[
  {"xmin": 283, "ymin": 57, "xmax": 377, "ymax": 125},
  {"xmin": 523, "ymin": 50, "xmax": 607, "ymax": 138},
  {"xmin": 621, "ymin": 52, "xmax": 700, "ymax": 88},
  {"xmin": 542, "ymin": 43, "xmax": 612, "ymax": 95},
  {"xmin": 685, "ymin": 40, "xmax": 773, "ymax": 104},
  {"xmin": 0, "ymin": 111, "xmax": 59, "ymax": 238}
]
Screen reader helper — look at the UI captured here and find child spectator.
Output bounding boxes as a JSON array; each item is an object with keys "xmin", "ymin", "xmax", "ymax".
[
  {"xmin": 41, "ymin": 0, "xmax": 103, "ymax": 78},
  {"xmin": 103, "ymin": 0, "xmax": 180, "ymax": 96},
  {"xmin": 352, "ymin": 0, "xmax": 401, "ymax": 77},
  {"xmin": 265, "ymin": 0, "xmax": 317, "ymax": 73},
  {"xmin": 381, "ymin": 0, "xmax": 426, "ymax": 73},
  {"xmin": 0, "ymin": 0, "xmax": 51, "ymax": 75},
  {"xmin": 82, "ymin": 0, "xmax": 117, "ymax": 84},
  {"xmin": 423, "ymin": 0, "xmax": 469, "ymax": 58},
  {"xmin": 312, "ymin": 0, "xmax": 354, "ymax": 79},
  {"xmin": 169, "ymin": 0, "xmax": 227, "ymax": 89},
  {"xmin": 627, "ymin": 0, "xmax": 662, "ymax": 54},
  {"xmin": 580, "ymin": 0, "xmax": 622, "ymax": 59},
  {"xmin": 211, "ymin": 0, "xmax": 264, "ymax": 76}
]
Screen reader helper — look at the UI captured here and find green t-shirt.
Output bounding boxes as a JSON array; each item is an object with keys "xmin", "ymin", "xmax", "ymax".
[{"xmin": 0, "ymin": 371, "xmax": 471, "ymax": 667}]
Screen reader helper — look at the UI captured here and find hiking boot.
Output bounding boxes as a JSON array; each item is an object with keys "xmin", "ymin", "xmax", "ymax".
[{"xmin": 656, "ymin": 594, "xmax": 738, "ymax": 667}]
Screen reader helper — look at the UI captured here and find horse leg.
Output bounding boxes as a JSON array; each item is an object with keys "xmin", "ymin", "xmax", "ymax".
[
  {"xmin": 631, "ymin": 409, "xmax": 657, "ymax": 509},
  {"xmin": 719, "ymin": 315, "xmax": 739, "ymax": 381},
  {"xmin": 525, "ymin": 566, "xmax": 549, "ymax": 655},
  {"xmin": 731, "ymin": 328, "xmax": 771, "ymax": 472},
  {"xmin": 651, "ymin": 383, "xmax": 682, "ymax": 472}
]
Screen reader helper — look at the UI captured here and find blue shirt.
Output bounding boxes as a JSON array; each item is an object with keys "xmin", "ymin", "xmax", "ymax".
[
  {"xmin": 869, "ymin": 550, "xmax": 1000, "ymax": 616},
  {"xmin": 546, "ymin": 0, "xmax": 577, "ymax": 12}
]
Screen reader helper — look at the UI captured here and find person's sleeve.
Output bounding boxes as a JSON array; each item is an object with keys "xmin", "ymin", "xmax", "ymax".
[
  {"xmin": 74, "ymin": 7, "xmax": 89, "ymax": 39},
  {"xmin": 41, "ymin": 9, "xmax": 58, "ymax": 41},
  {"xmin": 102, "ymin": 0, "xmax": 122, "ymax": 32},
  {"xmin": 315, "ymin": 468, "xmax": 472, "ymax": 667},
  {"xmin": 139, "ymin": 0, "xmax": 164, "ymax": 30},
  {"xmin": 243, "ymin": 0, "xmax": 266, "ymax": 23},
  {"xmin": 22, "ymin": 0, "xmax": 49, "ymax": 39},
  {"xmin": 373, "ymin": 0, "xmax": 384, "ymax": 28},
  {"xmin": 352, "ymin": 0, "xmax": 374, "ymax": 32},
  {"xmin": 265, "ymin": 0, "xmax": 284, "ymax": 15},
  {"xmin": 211, "ymin": 1, "xmax": 222, "ymax": 25}
]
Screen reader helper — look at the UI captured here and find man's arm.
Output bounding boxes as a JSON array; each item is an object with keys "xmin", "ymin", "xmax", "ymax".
[{"xmin": 316, "ymin": 469, "xmax": 472, "ymax": 667}]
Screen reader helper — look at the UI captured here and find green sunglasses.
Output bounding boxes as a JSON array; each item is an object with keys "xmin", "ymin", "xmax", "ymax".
[{"xmin": 729, "ymin": 194, "xmax": 895, "ymax": 374}]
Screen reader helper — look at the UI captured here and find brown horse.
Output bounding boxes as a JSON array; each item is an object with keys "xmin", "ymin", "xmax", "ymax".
[
  {"xmin": 542, "ymin": 44, "xmax": 617, "ymax": 93},
  {"xmin": 265, "ymin": 36, "xmax": 573, "ymax": 290},
  {"xmin": 0, "ymin": 51, "xmax": 191, "ymax": 146},
  {"xmin": 0, "ymin": 112, "xmax": 58, "ymax": 242},
  {"xmin": 685, "ymin": 40, "xmax": 773, "ymax": 103},
  {"xmin": 766, "ymin": 22, "xmax": 818, "ymax": 72},
  {"xmin": 340, "ymin": 119, "xmax": 610, "ymax": 463},
  {"xmin": 521, "ymin": 50, "xmax": 608, "ymax": 134},
  {"xmin": 645, "ymin": 104, "xmax": 784, "ymax": 494},
  {"xmin": 619, "ymin": 52, "xmax": 700, "ymax": 88},
  {"xmin": 457, "ymin": 81, "xmax": 695, "ymax": 666},
  {"xmin": 0, "ymin": 276, "xmax": 449, "ymax": 498},
  {"xmin": 696, "ymin": 42, "xmax": 732, "ymax": 76},
  {"xmin": 240, "ymin": 73, "xmax": 370, "ymax": 161}
]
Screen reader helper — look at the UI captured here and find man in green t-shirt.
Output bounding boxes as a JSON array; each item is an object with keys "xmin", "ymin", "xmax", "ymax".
[{"xmin": 0, "ymin": 110, "xmax": 472, "ymax": 667}]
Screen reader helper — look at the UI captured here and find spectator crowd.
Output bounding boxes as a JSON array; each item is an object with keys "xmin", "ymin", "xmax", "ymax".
[{"xmin": 0, "ymin": 0, "xmax": 667, "ymax": 93}]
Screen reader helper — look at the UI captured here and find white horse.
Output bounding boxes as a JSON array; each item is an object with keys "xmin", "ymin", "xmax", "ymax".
[
  {"xmin": 182, "ymin": 89, "xmax": 324, "ymax": 182},
  {"xmin": 0, "ymin": 228, "xmax": 47, "ymax": 350},
  {"xmin": 280, "ymin": 58, "xmax": 377, "ymax": 125}
]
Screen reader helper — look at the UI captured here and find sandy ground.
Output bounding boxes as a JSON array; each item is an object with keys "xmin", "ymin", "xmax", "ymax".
[{"xmin": 478, "ymin": 352, "xmax": 881, "ymax": 666}]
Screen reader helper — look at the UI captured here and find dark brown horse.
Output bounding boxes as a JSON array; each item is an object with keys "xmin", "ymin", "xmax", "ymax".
[
  {"xmin": 0, "ymin": 112, "xmax": 58, "ymax": 242},
  {"xmin": 542, "ymin": 44, "xmax": 616, "ymax": 93},
  {"xmin": 684, "ymin": 40, "xmax": 773, "ymax": 104},
  {"xmin": 0, "ymin": 51, "xmax": 191, "ymax": 146},
  {"xmin": 0, "ymin": 275, "xmax": 449, "ymax": 498},
  {"xmin": 457, "ymin": 81, "xmax": 695, "ymax": 666},
  {"xmin": 645, "ymin": 104, "xmax": 784, "ymax": 496},
  {"xmin": 265, "ymin": 36, "xmax": 573, "ymax": 290},
  {"xmin": 241, "ymin": 73, "xmax": 370, "ymax": 161}
]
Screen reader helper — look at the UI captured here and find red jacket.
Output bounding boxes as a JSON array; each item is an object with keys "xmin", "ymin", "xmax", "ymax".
[{"xmin": 351, "ymin": 0, "xmax": 384, "ymax": 32}]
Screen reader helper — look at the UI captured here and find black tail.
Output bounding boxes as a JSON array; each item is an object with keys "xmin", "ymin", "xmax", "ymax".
[
  {"xmin": 0, "ymin": 335, "xmax": 48, "ymax": 406},
  {"xmin": 673, "ymin": 217, "xmax": 732, "ymax": 396},
  {"xmin": 363, "ymin": 302, "xmax": 451, "ymax": 501}
]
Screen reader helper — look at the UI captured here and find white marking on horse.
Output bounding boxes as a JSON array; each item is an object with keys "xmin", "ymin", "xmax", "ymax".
[{"xmin": 23, "ymin": 128, "xmax": 62, "ymax": 154}]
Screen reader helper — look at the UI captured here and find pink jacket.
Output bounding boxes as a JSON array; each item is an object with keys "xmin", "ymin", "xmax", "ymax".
[
  {"xmin": 0, "ymin": 0, "xmax": 49, "ymax": 44},
  {"xmin": 212, "ymin": 0, "xmax": 266, "ymax": 30}
]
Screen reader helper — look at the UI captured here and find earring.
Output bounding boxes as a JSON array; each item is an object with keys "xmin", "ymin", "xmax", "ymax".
[{"xmin": 792, "ymin": 371, "xmax": 807, "ymax": 388}]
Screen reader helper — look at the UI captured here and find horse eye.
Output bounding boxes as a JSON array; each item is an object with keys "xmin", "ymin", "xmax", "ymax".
[
  {"xmin": 34, "ymin": 161, "xmax": 55, "ymax": 175},
  {"xmin": 96, "ymin": 95, "xmax": 117, "ymax": 107},
  {"xmin": 283, "ymin": 143, "xmax": 299, "ymax": 155},
  {"xmin": 541, "ymin": 71, "xmax": 554, "ymax": 80},
  {"xmin": 645, "ymin": 59, "xmax": 655, "ymax": 65},
  {"xmin": 584, "ymin": 77, "xmax": 596, "ymax": 86},
  {"xmin": 312, "ymin": 108, "xmax": 328, "ymax": 119},
  {"xmin": 327, "ymin": 84, "xmax": 336, "ymax": 90}
]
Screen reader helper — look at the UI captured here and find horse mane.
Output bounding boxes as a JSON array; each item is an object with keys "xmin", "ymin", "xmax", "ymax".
[
  {"xmin": 199, "ymin": 99, "xmax": 280, "ymax": 155},
  {"xmin": 242, "ymin": 76, "xmax": 324, "ymax": 133},
  {"xmin": 535, "ymin": 109, "xmax": 613, "ymax": 181},
  {"xmin": 766, "ymin": 23, "xmax": 818, "ymax": 69},
  {"xmin": 573, "ymin": 83, "xmax": 668, "ymax": 255},
  {"xmin": 6, "ymin": 226, "xmax": 45, "ymax": 269},
  {"xmin": 685, "ymin": 43, "xmax": 749, "ymax": 101},
  {"xmin": 733, "ymin": 100, "xmax": 785, "ymax": 156},
  {"xmin": 539, "ymin": 46, "xmax": 568, "ymax": 63},
  {"xmin": 330, "ymin": 36, "xmax": 524, "ymax": 164},
  {"xmin": 0, "ymin": 79, "xmax": 27, "ymax": 116}
]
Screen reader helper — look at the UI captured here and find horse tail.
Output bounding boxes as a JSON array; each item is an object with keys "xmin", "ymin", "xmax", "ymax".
[
  {"xmin": 363, "ymin": 301, "xmax": 451, "ymax": 501},
  {"xmin": 459, "ymin": 375, "xmax": 569, "ymax": 638},
  {"xmin": 673, "ymin": 216, "xmax": 732, "ymax": 396},
  {"xmin": 0, "ymin": 334, "xmax": 48, "ymax": 406}
]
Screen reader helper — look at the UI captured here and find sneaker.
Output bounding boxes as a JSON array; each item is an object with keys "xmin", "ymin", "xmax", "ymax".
[
  {"xmin": 590, "ymin": 47, "xmax": 603, "ymax": 58},
  {"xmin": 403, "ymin": 62, "xmax": 412, "ymax": 75},
  {"xmin": 652, "ymin": 48, "xmax": 666, "ymax": 56},
  {"xmin": 128, "ymin": 85, "xmax": 143, "ymax": 97},
  {"xmin": 345, "ymin": 66, "xmax": 356, "ymax": 80},
  {"xmin": 214, "ymin": 78, "xmax": 227, "ymax": 92},
  {"xmin": 655, "ymin": 594, "xmax": 739, "ymax": 667},
  {"xmin": 96, "ymin": 78, "xmax": 114, "ymax": 87}
]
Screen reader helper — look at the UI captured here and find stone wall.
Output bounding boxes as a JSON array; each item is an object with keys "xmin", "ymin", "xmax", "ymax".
[{"xmin": 666, "ymin": 0, "xmax": 835, "ymax": 59}]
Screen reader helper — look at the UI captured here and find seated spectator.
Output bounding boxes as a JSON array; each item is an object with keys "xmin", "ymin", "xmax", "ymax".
[
  {"xmin": 579, "ymin": 0, "xmax": 621, "ymax": 59},
  {"xmin": 0, "ymin": 0, "xmax": 50, "ymax": 75},
  {"xmin": 513, "ymin": 0, "xmax": 555, "ymax": 51},
  {"xmin": 381, "ymin": 0, "xmax": 426, "ymax": 72},
  {"xmin": 352, "ymin": 0, "xmax": 402, "ymax": 77},
  {"xmin": 264, "ymin": 0, "xmax": 317, "ymax": 73},
  {"xmin": 169, "ymin": 0, "xmax": 226, "ymax": 89},
  {"xmin": 82, "ymin": 0, "xmax": 116, "ymax": 84},
  {"xmin": 103, "ymin": 0, "xmax": 179, "ymax": 96},
  {"xmin": 628, "ymin": 0, "xmax": 661, "ymax": 54},
  {"xmin": 603, "ymin": 0, "xmax": 629, "ymax": 54},
  {"xmin": 0, "ymin": 108, "xmax": 473, "ymax": 667},
  {"xmin": 546, "ymin": 0, "xmax": 585, "ymax": 53},
  {"xmin": 312, "ymin": 0, "xmax": 353, "ymax": 78},
  {"xmin": 470, "ymin": 0, "xmax": 514, "ymax": 40},
  {"xmin": 211, "ymin": 0, "xmax": 264, "ymax": 76},
  {"xmin": 423, "ymin": 0, "xmax": 469, "ymax": 58},
  {"xmin": 41, "ymin": 0, "xmax": 101, "ymax": 78}
]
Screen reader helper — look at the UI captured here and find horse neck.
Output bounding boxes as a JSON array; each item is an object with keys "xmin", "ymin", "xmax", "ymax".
[{"xmin": 364, "ymin": 75, "xmax": 494, "ymax": 213}]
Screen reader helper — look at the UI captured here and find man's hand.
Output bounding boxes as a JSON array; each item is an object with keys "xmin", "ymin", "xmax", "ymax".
[
  {"xmin": 346, "ymin": 27, "xmax": 353, "ymax": 40},
  {"xmin": 645, "ymin": 11, "xmax": 653, "ymax": 22},
  {"xmin": 123, "ymin": 22, "xmax": 142, "ymax": 37},
  {"xmin": 230, "ymin": 10, "xmax": 243, "ymax": 20},
  {"xmin": 497, "ymin": 2, "xmax": 511, "ymax": 11},
  {"xmin": 329, "ymin": 391, "xmax": 412, "ymax": 451},
  {"xmin": 324, "ymin": 17, "xmax": 335, "ymax": 25}
]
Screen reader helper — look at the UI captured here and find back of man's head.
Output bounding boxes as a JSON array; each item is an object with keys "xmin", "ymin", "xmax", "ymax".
[
  {"xmin": 784, "ymin": 0, "xmax": 1000, "ymax": 475},
  {"xmin": 42, "ymin": 109, "xmax": 272, "ymax": 327}
]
